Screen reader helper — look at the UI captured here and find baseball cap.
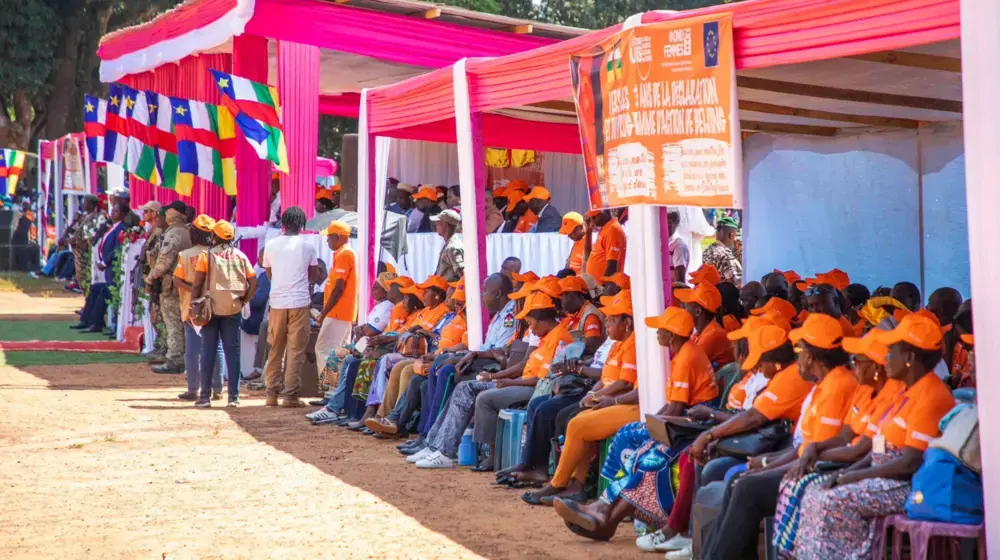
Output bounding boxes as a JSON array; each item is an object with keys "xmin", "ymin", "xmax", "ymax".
[
  {"xmin": 743, "ymin": 325, "xmax": 790, "ymax": 370},
  {"xmin": 559, "ymin": 276, "xmax": 589, "ymax": 294},
  {"xmin": 876, "ymin": 309, "xmax": 944, "ymax": 351},
  {"xmin": 600, "ymin": 272, "xmax": 632, "ymax": 290},
  {"xmin": 193, "ymin": 214, "xmax": 216, "ymax": 233},
  {"xmin": 452, "ymin": 290, "xmax": 466, "ymax": 303},
  {"xmin": 789, "ymin": 313, "xmax": 844, "ymax": 350},
  {"xmin": 674, "ymin": 282, "xmax": 723, "ymax": 313},
  {"xmin": 749, "ymin": 297, "xmax": 797, "ymax": 322},
  {"xmin": 325, "ymin": 221, "xmax": 351, "ymax": 237},
  {"xmin": 775, "ymin": 269, "xmax": 803, "ymax": 284},
  {"xmin": 961, "ymin": 333, "xmax": 974, "ymax": 345},
  {"xmin": 509, "ymin": 281, "xmax": 537, "ymax": 300},
  {"xmin": 417, "ymin": 275, "xmax": 450, "ymax": 293},
  {"xmin": 645, "ymin": 307, "xmax": 695, "ymax": 338},
  {"xmin": 388, "ymin": 276, "xmax": 415, "ymax": 289},
  {"xmin": 727, "ymin": 315, "xmax": 786, "ymax": 341},
  {"xmin": 523, "ymin": 186, "xmax": 551, "ymax": 202},
  {"xmin": 316, "ymin": 189, "xmax": 334, "ymax": 201},
  {"xmin": 559, "ymin": 212, "xmax": 584, "ymax": 235},
  {"xmin": 164, "ymin": 200, "xmax": 188, "ymax": 215},
  {"xmin": 448, "ymin": 277, "xmax": 465, "ymax": 289},
  {"xmin": 213, "ymin": 220, "xmax": 235, "ymax": 241},
  {"xmin": 140, "ymin": 201, "xmax": 161, "ymax": 213},
  {"xmin": 430, "ymin": 209, "xmax": 461, "ymax": 227},
  {"xmin": 842, "ymin": 330, "xmax": 890, "ymax": 365},
  {"xmin": 516, "ymin": 292, "xmax": 558, "ymax": 319},
  {"xmin": 512, "ymin": 271, "xmax": 540, "ymax": 284},
  {"xmin": 534, "ymin": 277, "xmax": 564, "ymax": 299},
  {"xmin": 506, "ymin": 190, "xmax": 526, "ymax": 207},
  {"xmin": 507, "ymin": 179, "xmax": 529, "ymax": 193},
  {"xmin": 716, "ymin": 216, "xmax": 739, "ymax": 229},
  {"xmin": 492, "ymin": 184, "xmax": 509, "ymax": 198},
  {"xmin": 396, "ymin": 183, "xmax": 416, "ymax": 194},
  {"xmin": 688, "ymin": 264, "xmax": 722, "ymax": 286},
  {"xmin": 413, "ymin": 186, "xmax": 439, "ymax": 201},
  {"xmin": 599, "ymin": 290, "xmax": 633, "ymax": 317}
]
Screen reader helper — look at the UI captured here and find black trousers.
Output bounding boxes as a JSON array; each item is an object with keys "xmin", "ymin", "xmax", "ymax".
[
  {"xmin": 556, "ymin": 403, "xmax": 585, "ymax": 439},
  {"xmin": 521, "ymin": 394, "xmax": 584, "ymax": 470},
  {"xmin": 395, "ymin": 374, "xmax": 426, "ymax": 432},
  {"xmin": 701, "ymin": 464, "xmax": 791, "ymax": 560}
]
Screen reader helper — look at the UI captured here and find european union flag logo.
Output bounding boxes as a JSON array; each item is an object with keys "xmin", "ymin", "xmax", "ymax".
[{"xmin": 703, "ymin": 21, "xmax": 720, "ymax": 68}]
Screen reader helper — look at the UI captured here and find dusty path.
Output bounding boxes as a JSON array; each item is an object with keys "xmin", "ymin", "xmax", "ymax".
[{"xmin": 0, "ymin": 360, "xmax": 647, "ymax": 559}]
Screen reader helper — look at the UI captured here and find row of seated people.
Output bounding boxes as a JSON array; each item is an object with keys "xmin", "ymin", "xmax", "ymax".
[{"xmin": 305, "ymin": 262, "xmax": 975, "ymax": 559}]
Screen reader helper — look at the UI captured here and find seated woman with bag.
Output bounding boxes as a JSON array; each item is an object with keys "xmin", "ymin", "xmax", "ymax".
[
  {"xmin": 792, "ymin": 311, "xmax": 955, "ymax": 560},
  {"xmin": 551, "ymin": 306, "xmax": 718, "ymax": 540}
]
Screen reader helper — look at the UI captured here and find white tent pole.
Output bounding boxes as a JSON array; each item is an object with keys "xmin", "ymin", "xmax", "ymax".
[
  {"xmin": 356, "ymin": 89, "xmax": 374, "ymax": 318},
  {"xmin": 960, "ymin": 0, "xmax": 1000, "ymax": 554},
  {"xmin": 54, "ymin": 140, "xmax": 63, "ymax": 240}
]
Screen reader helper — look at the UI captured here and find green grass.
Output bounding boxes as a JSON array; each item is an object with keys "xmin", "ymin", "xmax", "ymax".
[
  {"xmin": 0, "ymin": 272, "xmax": 72, "ymax": 296},
  {"xmin": 0, "ymin": 320, "xmax": 113, "ymax": 342},
  {"xmin": 0, "ymin": 349, "xmax": 145, "ymax": 367}
]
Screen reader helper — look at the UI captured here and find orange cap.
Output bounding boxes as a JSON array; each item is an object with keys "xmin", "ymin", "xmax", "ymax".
[
  {"xmin": 388, "ymin": 276, "xmax": 415, "ymax": 289},
  {"xmin": 400, "ymin": 284, "xmax": 423, "ymax": 296},
  {"xmin": 413, "ymin": 186, "xmax": 439, "ymax": 201},
  {"xmin": 523, "ymin": 186, "xmax": 551, "ymax": 202},
  {"xmin": 842, "ymin": 330, "xmax": 890, "ymax": 365},
  {"xmin": 689, "ymin": 264, "xmax": 722, "ymax": 286},
  {"xmin": 819, "ymin": 268, "xmax": 850, "ymax": 291},
  {"xmin": 585, "ymin": 208, "xmax": 603, "ymax": 218},
  {"xmin": 193, "ymin": 214, "xmax": 217, "ymax": 233},
  {"xmin": 213, "ymin": 220, "xmax": 235, "ymax": 241},
  {"xmin": 773, "ymin": 269, "xmax": 802, "ymax": 285},
  {"xmin": 727, "ymin": 315, "xmax": 780, "ymax": 341},
  {"xmin": 448, "ymin": 277, "xmax": 465, "ymax": 289},
  {"xmin": 330, "ymin": 183, "xmax": 342, "ymax": 193},
  {"xmin": 534, "ymin": 277, "xmax": 564, "ymax": 298},
  {"xmin": 722, "ymin": 315, "xmax": 741, "ymax": 332},
  {"xmin": 506, "ymin": 190, "xmax": 526, "ymax": 207},
  {"xmin": 645, "ymin": 307, "xmax": 695, "ymax": 338},
  {"xmin": 452, "ymin": 290, "xmax": 466, "ymax": 303},
  {"xmin": 961, "ymin": 333, "xmax": 974, "ymax": 345},
  {"xmin": 674, "ymin": 282, "xmax": 723, "ymax": 313},
  {"xmin": 509, "ymin": 281, "xmax": 537, "ymax": 300},
  {"xmin": 516, "ymin": 292, "xmax": 558, "ymax": 319},
  {"xmin": 789, "ymin": 313, "xmax": 844, "ymax": 350},
  {"xmin": 743, "ymin": 325, "xmax": 790, "ymax": 370},
  {"xmin": 559, "ymin": 276, "xmax": 589, "ymax": 294},
  {"xmin": 492, "ymin": 184, "xmax": 509, "ymax": 198},
  {"xmin": 559, "ymin": 212, "xmax": 584, "ymax": 235},
  {"xmin": 600, "ymin": 272, "xmax": 632, "ymax": 290},
  {"xmin": 315, "ymin": 189, "xmax": 334, "ymax": 201},
  {"xmin": 511, "ymin": 271, "xmax": 540, "ymax": 284},
  {"xmin": 507, "ymin": 179, "xmax": 529, "ymax": 193},
  {"xmin": 416, "ymin": 275, "xmax": 450, "ymax": 293},
  {"xmin": 877, "ymin": 309, "xmax": 944, "ymax": 351},
  {"xmin": 749, "ymin": 297, "xmax": 797, "ymax": 322},
  {"xmin": 325, "ymin": 220, "xmax": 351, "ymax": 237},
  {"xmin": 599, "ymin": 289, "xmax": 633, "ymax": 317}
]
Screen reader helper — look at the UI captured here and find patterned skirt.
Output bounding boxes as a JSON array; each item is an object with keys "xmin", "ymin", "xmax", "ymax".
[
  {"xmin": 773, "ymin": 471, "xmax": 837, "ymax": 558},
  {"xmin": 352, "ymin": 358, "xmax": 378, "ymax": 400},
  {"xmin": 598, "ymin": 421, "xmax": 686, "ymax": 528}
]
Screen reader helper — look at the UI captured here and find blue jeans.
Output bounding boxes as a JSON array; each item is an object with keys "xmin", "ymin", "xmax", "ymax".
[
  {"xmin": 184, "ymin": 323, "xmax": 224, "ymax": 395},
  {"xmin": 696, "ymin": 455, "xmax": 744, "ymax": 489},
  {"xmin": 43, "ymin": 249, "xmax": 71, "ymax": 276},
  {"xmin": 199, "ymin": 314, "xmax": 241, "ymax": 400},
  {"xmin": 420, "ymin": 361, "xmax": 458, "ymax": 435},
  {"xmin": 326, "ymin": 355, "xmax": 360, "ymax": 412}
]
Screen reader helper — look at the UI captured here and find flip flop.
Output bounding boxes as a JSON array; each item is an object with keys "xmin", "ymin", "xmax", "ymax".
[
  {"xmin": 553, "ymin": 497, "xmax": 599, "ymax": 532},
  {"xmin": 521, "ymin": 491, "xmax": 546, "ymax": 506},
  {"xmin": 493, "ymin": 475, "xmax": 517, "ymax": 486},
  {"xmin": 563, "ymin": 520, "xmax": 612, "ymax": 542}
]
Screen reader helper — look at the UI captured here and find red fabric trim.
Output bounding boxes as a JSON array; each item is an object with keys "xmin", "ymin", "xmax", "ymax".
[
  {"xmin": 105, "ymin": 112, "xmax": 128, "ymax": 135},
  {"xmin": 99, "ymin": 0, "xmax": 237, "ymax": 60},
  {"xmin": 220, "ymin": 96, "xmax": 281, "ymax": 128},
  {"xmin": 84, "ymin": 122, "xmax": 106, "ymax": 137}
]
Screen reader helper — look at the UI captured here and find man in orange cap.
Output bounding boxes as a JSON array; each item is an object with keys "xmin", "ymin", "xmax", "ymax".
[
  {"xmin": 688, "ymin": 263, "xmax": 722, "ymax": 286},
  {"xmin": 675, "ymin": 282, "xmax": 735, "ymax": 367},
  {"xmin": 559, "ymin": 212, "xmax": 587, "ymax": 274},
  {"xmin": 409, "ymin": 186, "xmax": 443, "ymax": 233},
  {"xmin": 505, "ymin": 190, "xmax": 537, "ymax": 233},
  {"xmin": 646, "ymin": 307, "xmax": 719, "ymax": 416},
  {"xmin": 585, "ymin": 209, "xmax": 627, "ymax": 279},
  {"xmin": 802, "ymin": 283, "xmax": 857, "ymax": 337},
  {"xmin": 600, "ymin": 272, "xmax": 631, "ymax": 297},
  {"xmin": 559, "ymin": 275, "xmax": 604, "ymax": 354},
  {"xmin": 315, "ymin": 220, "xmax": 358, "ymax": 381},
  {"xmin": 524, "ymin": 186, "xmax": 562, "ymax": 233}
]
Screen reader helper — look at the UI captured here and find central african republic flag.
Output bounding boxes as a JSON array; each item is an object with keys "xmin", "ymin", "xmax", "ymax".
[
  {"xmin": 0, "ymin": 149, "xmax": 29, "ymax": 195},
  {"xmin": 209, "ymin": 69, "xmax": 289, "ymax": 173},
  {"xmin": 127, "ymin": 91, "xmax": 178, "ymax": 188},
  {"xmin": 170, "ymin": 97, "xmax": 237, "ymax": 196}
]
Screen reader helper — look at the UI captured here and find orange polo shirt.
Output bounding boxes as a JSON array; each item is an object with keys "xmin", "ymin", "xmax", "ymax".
[
  {"xmin": 416, "ymin": 303, "xmax": 450, "ymax": 331},
  {"xmin": 666, "ymin": 340, "xmax": 718, "ymax": 405},
  {"xmin": 522, "ymin": 323, "xmax": 574, "ymax": 379},
  {"xmin": 585, "ymin": 218, "xmax": 627, "ymax": 278},
  {"xmin": 436, "ymin": 313, "xmax": 467, "ymax": 354},
  {"xmin": 324, "ymin": 245, "xmax": 358, "ymax": 322},
  {"xmin": 514, "ymin": 210, "xmax": 538, "ymax": 233},
  {"xmin": 565, "ymin": 307, "xmax": 604, "ymax": 339},
  {"xmin": 798, "ymin": 366, "xmax": 859, "ymax": 451},
  {"xmin": 845, "ymin": 385, "xmax": 875, "ymax": 437},
  {"xmin": 388, "ymin": 302, "xmax": 410, "ymax": 332},
  {"xmin": 753, "ymin": 364, "xmax": 814, "ymax": 422},
  {"xmin": 873, "ymin": 373, "xmax": 955, "ymax": 451},
  {"xmin": 851, "ymin": 379, "xmax": 906, "ymax": 440},
  {"xmin": 600, "ymin": 332, "xmax": 637, "ymax": 385},
  {"xmin": 567, "ymin": 238, "xmax": 585, "ymax": 274},
  {"xmin": 726, "ymin": 372, "xmax": 753, "ymax": 410},
  {"xmin": 692, "ymin": 321, "xmax": 735, "ymax": 366}
]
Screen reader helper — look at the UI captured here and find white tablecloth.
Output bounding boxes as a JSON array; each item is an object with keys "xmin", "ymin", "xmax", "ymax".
[
  {"xmin": 115, "ymin": 239, "xmax": 156, "ymax": 352},
  {"xmin": 398, "ymin": 232, "xmax": 573, "ymax": 283}
]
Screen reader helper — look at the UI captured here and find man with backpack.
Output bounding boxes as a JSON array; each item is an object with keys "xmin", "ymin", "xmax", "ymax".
[{"xmin": 187, "ymin": 220, "xmax": 257, "ymax": 408}]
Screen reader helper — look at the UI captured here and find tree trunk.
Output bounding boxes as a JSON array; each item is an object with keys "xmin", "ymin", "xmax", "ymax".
[{"xmin": 42, "ymin": 12, "xmax": 86, "ymax": 140}]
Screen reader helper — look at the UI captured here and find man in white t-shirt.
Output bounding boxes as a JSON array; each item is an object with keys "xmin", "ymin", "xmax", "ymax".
[
  {"xmin": 261, "ymin": 207, "xmax": 321, "ymax": 407},
  {"xmin": 668, "ymin": 209, "xmax": 691, "ymax": 284}
]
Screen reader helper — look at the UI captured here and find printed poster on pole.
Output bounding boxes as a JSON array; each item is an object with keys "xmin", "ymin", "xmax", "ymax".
[{"xmin": 571, "ymin": 13, "xmax": 742, "ymax": 209}]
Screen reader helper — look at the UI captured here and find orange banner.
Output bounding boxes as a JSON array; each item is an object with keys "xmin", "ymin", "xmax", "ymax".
[{"xmin": 571, "ymin": 14, "xmax": 741, "ymax": 209}]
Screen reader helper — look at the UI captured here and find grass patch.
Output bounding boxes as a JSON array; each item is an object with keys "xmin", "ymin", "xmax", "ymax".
[
  {"xmin": 0, "ymin": 272, "xmax": 72, "ymax": 296},
  {"xmin": 0, "ymin": 349, "xmax": 145, "ymax": 367},
  {"xmin": 0, "ymin": 320, "xmax": 113, "ymax": 342},
  {"xmin": 69, "ymin": 443, "xmax": 85, "ymax": 449}
]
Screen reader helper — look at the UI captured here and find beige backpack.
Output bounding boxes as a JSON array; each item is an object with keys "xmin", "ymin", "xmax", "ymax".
[{"xmin": 204, "ymin": 245, "xmax": 250, "ymax": 317}]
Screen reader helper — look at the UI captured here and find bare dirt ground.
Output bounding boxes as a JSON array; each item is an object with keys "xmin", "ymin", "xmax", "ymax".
[{"xmin": 0, "ymin": 295, "xmax": 646, "ymax": 560}]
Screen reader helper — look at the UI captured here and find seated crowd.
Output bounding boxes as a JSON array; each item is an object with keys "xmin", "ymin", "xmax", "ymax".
[{"xmin": 302, "ymin": 217, "xmax": 975, "ymax": 559}]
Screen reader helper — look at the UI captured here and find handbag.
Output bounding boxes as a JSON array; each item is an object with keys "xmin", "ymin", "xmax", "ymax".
[
  {"xmin": 929, "ymin": 403, "xmax": 980, "ymax": 473},
  {"xmin": 188, "ymin": 250, "xmax": 213, "ymax": 327},
  {"xmin": 646, "ymin": 415, "xmax": 715, "ymax": 447},
  {"xmin": 712, "ymin": 420, "xmax": 792, "ymax": 459},
  {"xmin": 553, "ymin": 374, "xmax": 593, "ymax": 397}
]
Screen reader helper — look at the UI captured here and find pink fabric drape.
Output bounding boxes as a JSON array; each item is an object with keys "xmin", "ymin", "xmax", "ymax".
[
  {"xmin": 233, "ymin": 34, "xmax": 272, "ymax": 263},
  {"xmin": 319, "ymin": 93, "xmax": 362, "ymax": 119},
  {"xmin": 246, "ymin": 0, "xmax": 556, "ymax": 69},
  {"xmin": 277, "ymin": 41, "xmax": 320, "ymax": 219}
]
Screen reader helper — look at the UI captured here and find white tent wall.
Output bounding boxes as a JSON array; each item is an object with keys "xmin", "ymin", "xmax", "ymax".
[
  {"xmin": 385, "ymin": 138, "xmax": 590, "ymax": 214},
  {"xmin": 743, "ymin": 124, "xmax": 969, "ymax": 299}
]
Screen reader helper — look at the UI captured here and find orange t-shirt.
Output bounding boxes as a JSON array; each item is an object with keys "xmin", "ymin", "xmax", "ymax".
[
  {"xmin": 416, "ymin": 303, "xmax": 450, "ymax": 331},
  {"xmin": 871, "ymin": 373, "xmax": 955, "ymax": 451},
  {"xmin": 522, "ymin": 323, "xmax": 574, "ymax": 379},
  {"xmin": 798, "ymin": 366, "xmax": 859, "ymax": 450},
  {"xmin": 567, "ymin": 238, "xmax": 585, "ymax": 274},
  {"xmin": 388, "ymin": 302, "xmax": 410, "ymax": 332},
  {"xmin": 845, "ymin": 385, "xmax": 876, "ymax": 437},
  {"xmin": 753, "ymin": 364, "xmax": 814, "ymax": 422},
  {"xmin": 585, "ymin": 219, "xmax": 627, "ymax": 278},
  {"xmin": 324, "ymin": 245, "xmax": 358, "ymax": 322},
  {"xmin": 514, "ymin": 210, "xmax": 538, "ymax": 233},
  {"xmin": 726, "ymin": 372, "xmax": 753, "ymax": 410},
  {"xmin": 852, "ymin": 379, "xmax": 906, "ymax": 439},
  {"xmin": 838, "ymin": 315, "xmax": 858, "ymax": 337},
  {"xmin": 436, "ymin": 313, "xmax": 467, "ymax": 353},
  {"xmin": 566, "ymin": 307, "xmax": 604, "ymax": 339},
  {"xmin": 692, "ymin": 321, "xmax": 735, "ymax": 367},
  {"xmin": 666, "ymin": 340, "xmax": 718, "ymax": 405},
  {"xmin": 600, "ymin": 332, "xmax": 637, "ymax": 385}
]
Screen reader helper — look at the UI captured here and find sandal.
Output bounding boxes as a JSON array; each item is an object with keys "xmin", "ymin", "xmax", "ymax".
[{"xmin": 553, "ymin": 497, "xmax": 599, "ymax": 532}]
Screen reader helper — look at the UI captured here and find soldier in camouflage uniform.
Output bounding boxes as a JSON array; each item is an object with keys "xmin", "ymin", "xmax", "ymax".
[
  {"xmin": 64, "ymin": 195, "xmax": 103, "ymax": 288},
  {"xmin": 146, "ymin": 202, "xmax": 192, "ymax": 374},
  {"xmin": 139, "ymin": 202, "xmax": 167, "ymax": 363},
  {"xmin": 701, "ymin": 215, "xmax": 743, "ymax": 286},
  {"xmin": 431, "ymin": 209, "xmax": 464, "ymax": 283}
]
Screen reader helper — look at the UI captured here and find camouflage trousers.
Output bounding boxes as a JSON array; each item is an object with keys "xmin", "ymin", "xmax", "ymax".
[
  {"xmin": 149, "ymin": 298, "xmax": 168, "ymax": 355},
  {"xmin": 160, "ymin": 292, "xmax": 185, "ymax": 366}
]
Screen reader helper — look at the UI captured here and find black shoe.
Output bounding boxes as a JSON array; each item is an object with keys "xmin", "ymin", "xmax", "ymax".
[
  {"xmin": 309, "ymin": 398, "xmax": 329, "ymax": 407},
  {"xmin": 84, "ymin": 326, "xmax": 104, "ymax": 333},
  {"xmin": 194, "ymin": 399, "xmax": 211, "ymax": 408},
  {"xmin": 178, "ymin": 392, "xmax": 198, "ymax": 401},
  {"xmin": 360, "ymin": 428, "xmax": 375, "ymax": 436},
  {"xmin": 70, "ymin": 323, "xmax": 90, "ymax": 330},
  {"xmin": 153, "ymin": 362, "xmax": 185, "ymax": 374},
  {"xmin": 399, "ymin": 442, "xmax": 427, "ymax": 456}
]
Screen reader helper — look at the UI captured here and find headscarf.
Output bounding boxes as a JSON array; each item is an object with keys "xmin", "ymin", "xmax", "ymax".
[{"xmin": 860, "ymin": 296, "xmax": 910, "ymax": 327}]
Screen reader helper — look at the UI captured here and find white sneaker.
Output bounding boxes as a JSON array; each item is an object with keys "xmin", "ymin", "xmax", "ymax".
[
  {"xmin": 636, "ymin": 530, "xmax": 673, "ymax": 552},
  {"xmin": 406, "ymin": 447, "xmax": 435, "ymax": 464},
  {"xmin": 661, "ymin": 535, "xmax": 691, "ymax": 551},
  {"xmin": 306, "ymin": 408, "xmax": 327, "ymax": 419},
  {"xmin": 308, "ymin": 409, "xmax": 340, "ymax": 424},
  {"xmin": 664, "ymin": 545, "xmax": 692, "ymax": 559},
  {"xmin": 415, "ymin": 450, "xmax": 454, "ymax": 469}
]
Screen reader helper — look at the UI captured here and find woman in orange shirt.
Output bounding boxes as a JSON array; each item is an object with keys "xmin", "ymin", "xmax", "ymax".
[
  {"xmin": 795, "ymin": 312, "xmax": 955, "ymax": 560},
  {"xmin": 675, "ymin": 282, "xmax": 736, "ymax": 367}
]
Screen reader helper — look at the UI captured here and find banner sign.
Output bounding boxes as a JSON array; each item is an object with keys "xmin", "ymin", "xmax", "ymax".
[
  {"xmin": 571, "ymin": 14, "xmax": 741, "ymax": 209},
  {"xmin": 61, "ymin": 136, "xmax": 88, "ymax": 194}
]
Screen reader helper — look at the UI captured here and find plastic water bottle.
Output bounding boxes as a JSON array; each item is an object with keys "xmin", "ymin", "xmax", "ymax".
[
  {"xmin": 553, "ymin": 341, "xmax": 567, "ymax": 369},
  {"xmin": 458, "ymin": 427, "xmax": 477, "ymax": 466}
]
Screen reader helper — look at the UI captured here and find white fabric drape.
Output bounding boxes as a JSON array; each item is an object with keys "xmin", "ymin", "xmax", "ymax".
[
  {"xmin": 542, "ymin": 152, "xmax": 590, "ymax": 214},
  {"xmin": 387, "ymin": 139, "xmax": 460, "ymax": 186},
  {"xmin": 399, "ymin": 232, "xmax": 573, "ymax": 283},
  {"xmin": 625, "ymin": 206, "xmax": 668, "ymax": 417},
  {"xmin": 115, "ymin": 240, "xmax": 145, "ymax": 342},
  {"xmin": 373, "ymin": 136, "xmax": 392, "ymax": 253}
]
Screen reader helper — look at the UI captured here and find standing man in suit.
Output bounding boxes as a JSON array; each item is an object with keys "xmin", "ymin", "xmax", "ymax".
[{"xmin": 523, "ymin": 186, "xmax": 562, "ymax": 233}]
